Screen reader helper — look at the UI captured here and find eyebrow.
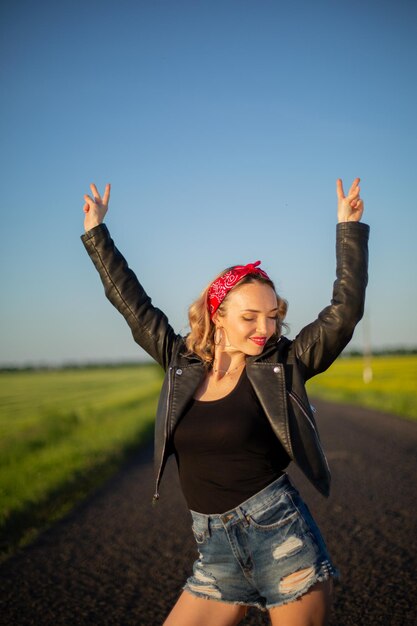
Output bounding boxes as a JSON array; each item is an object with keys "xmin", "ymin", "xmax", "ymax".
[{"xmin": 241, "ymin": 308, "xmax": 279, "ymax": 313}]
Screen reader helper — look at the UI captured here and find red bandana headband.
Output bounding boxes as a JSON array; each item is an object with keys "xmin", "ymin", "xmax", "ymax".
[{"xmin": 207, "ymin": 261, "xmax": 271, "ymax": 318}]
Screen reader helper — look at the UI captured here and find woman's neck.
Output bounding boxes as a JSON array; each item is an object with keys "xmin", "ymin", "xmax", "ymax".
[{"xmin": 211, "ymin": 350, "xmax": 246, "ymax": 380}]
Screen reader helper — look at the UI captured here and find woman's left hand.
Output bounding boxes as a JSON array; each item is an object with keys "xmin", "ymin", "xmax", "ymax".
[{"xmin": 336, "ymin": 177, "xmax": 364, "ymax": 222}]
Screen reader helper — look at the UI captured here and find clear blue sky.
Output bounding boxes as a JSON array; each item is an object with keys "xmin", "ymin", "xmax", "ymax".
[{"xmin": 1, "ymin": 0, "xmax": 416, "ymax": 366}]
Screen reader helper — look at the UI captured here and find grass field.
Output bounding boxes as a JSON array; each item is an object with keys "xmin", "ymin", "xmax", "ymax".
[
  {"xmin": 0, "ymin": 364, "xmax": 163, "ymax": 559},
  {"xmin": 307, "ymin": 354, "xmax": 417, "ymax": 421},
  {"xmin": 0, "ymin": 354, "xmax": 415, "ymax": 560}
]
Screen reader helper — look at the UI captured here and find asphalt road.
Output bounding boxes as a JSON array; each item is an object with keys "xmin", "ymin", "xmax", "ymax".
[{"xmin": 1, "ymin": 399, "xmax": 416, "ymax": 626}]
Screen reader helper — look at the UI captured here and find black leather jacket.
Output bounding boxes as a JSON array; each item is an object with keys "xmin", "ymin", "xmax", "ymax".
[{"xmin": 81, "ymin": 221, "xmax": 369, "ymax": 501}]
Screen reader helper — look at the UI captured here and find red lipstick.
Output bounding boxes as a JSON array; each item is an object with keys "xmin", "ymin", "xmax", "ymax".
[{"xmin": 250, "ymin": 336, "xmax": 267, "ymax": 346}]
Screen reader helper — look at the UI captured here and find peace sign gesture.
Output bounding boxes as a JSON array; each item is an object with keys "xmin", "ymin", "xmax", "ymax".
[
  {"xmin": 83, "ymin": 183, "xmax": 111, "ymax": 232},
  {"xmin": 336, "ymin": 178, "xmax": 364, "ymax": 223}
]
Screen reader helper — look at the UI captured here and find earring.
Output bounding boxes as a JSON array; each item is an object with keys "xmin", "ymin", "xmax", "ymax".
[{"xmin": 214, "ymin": 327, "xmax": 223, "ymax": 345}]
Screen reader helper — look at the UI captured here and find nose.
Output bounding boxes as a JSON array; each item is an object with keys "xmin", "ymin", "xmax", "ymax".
[{"xmin": 256, "ymin": 318, "xmax": 268, "ymax": 335}]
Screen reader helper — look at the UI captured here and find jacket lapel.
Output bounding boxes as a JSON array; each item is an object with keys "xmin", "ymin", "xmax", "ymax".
[
  {"xmin": 168, "ymin": 362, "xmax": 206, "ymax": 436},
  {"xmin": 246, "ymin": 360, "xmax": 294, "ymax": 459}
]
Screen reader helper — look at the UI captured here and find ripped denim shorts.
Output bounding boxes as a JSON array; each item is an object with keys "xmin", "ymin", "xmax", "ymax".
[{"xmin": 184, "ymin": 473, "xmax": 338, "ymax": 611}]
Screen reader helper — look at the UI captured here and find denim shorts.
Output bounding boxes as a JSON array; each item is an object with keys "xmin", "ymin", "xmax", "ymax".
[{"xmin": 184, "ymin": 473, "xmax": 338, "ymax": 610}]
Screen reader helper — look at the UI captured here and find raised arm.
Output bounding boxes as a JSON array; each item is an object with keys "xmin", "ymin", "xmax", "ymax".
[
  {"xmin": 293, "ymin": 178, "xmax": 369, "ymax": 380},
  {"xmin": 81, "ymin": 184, "xmax": 180, "ymax": 370}
]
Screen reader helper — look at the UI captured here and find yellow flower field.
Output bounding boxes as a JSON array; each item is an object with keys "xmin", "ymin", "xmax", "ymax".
[{"xmin": 307, "ymin": 354, "xmax": 417, "ymax": 420}]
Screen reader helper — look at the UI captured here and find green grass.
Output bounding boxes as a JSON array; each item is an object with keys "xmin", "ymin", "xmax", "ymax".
[
  {"xmin": 0, "ymin": 364, "xmax": 163, "ymax": 559},
  {"xmin": 307, "ymin": 354, "xmax": 417, "ymax": 420}
]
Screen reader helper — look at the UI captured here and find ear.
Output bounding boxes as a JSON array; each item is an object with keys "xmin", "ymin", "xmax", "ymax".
[{"xmin": 212, "ymin": 312, "xmax": 220, "ymax": 326}]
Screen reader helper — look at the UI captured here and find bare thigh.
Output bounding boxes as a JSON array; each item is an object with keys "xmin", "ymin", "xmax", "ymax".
[
  {"xmin": 269, "ymin": 579, "xmax": 333, "ymax": 626},
  {"xmin": 163, "ymin": 590, "xmax": 248, "ymax": 626}
]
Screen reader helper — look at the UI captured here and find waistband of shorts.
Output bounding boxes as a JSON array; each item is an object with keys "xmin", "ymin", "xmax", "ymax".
[{"xmin": 189, "ymin": 473, "xmax": 296, "ymax": 530}]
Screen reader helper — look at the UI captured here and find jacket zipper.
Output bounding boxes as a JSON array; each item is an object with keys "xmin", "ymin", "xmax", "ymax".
[
  {"xmin": 287, "ymin": 390, "xmax": 330, "ymax": 473},
  {"xmin": 153, "ymin": 366, "xmax": 174, "ymax": 505},
  {"xmin": 288, "ymin": 390, "xmax": 316, "ymax": 431}
]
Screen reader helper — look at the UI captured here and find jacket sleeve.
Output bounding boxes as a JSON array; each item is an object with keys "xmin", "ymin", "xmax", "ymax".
[
  {"xmin": 81, "ymin": 223, "xmax": 180, "ymax": 371},
  {"xmin": 293, "ymin": 221, "xmax": 369, "ymax": 380}
]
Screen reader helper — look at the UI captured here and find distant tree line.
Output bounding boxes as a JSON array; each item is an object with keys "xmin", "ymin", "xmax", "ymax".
[
  {"xmin": 0, "ymin": 360, "xmax": 159, "ymax": 373},
  {"xmin": 343, "ymin": 346, "xmax": 417, "ymax": 357},
  {"xmin": 1, "ymin": 348, "xmax": 417, "ymax": 372}
]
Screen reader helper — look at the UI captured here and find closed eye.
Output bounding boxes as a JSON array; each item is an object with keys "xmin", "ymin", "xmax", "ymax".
[{"xmin": 242, "ymin": 316, "xmax": 278, "ymax": 322}]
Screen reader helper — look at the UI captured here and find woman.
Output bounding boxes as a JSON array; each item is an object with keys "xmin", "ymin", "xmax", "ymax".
[{"xmin": 82, "ymin": 179, "xmax": 368, "ymax": 626}]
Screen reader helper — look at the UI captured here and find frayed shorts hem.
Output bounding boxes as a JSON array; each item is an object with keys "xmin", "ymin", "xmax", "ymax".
[
  {"xmin": 265, "ymin": 566, "xmax": 339, "ymax": 610},
  {"xmin": 183, "ymin": 564, "xmax": 338, "ymax": 612},
  {"xmin": 182, "ymin": 585, "xmax": 267, "ymax": 612}
]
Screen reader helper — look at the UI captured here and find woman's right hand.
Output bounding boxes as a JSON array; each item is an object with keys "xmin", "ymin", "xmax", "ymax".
[{"xmin": 83, "ymin": 183, "xmax": 111, "ymax": 232}]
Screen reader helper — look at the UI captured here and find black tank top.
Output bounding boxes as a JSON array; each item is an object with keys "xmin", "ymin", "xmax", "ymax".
[{"xmin": 172, "ymin": 368, "xmax": 290, "ymax": 514}]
